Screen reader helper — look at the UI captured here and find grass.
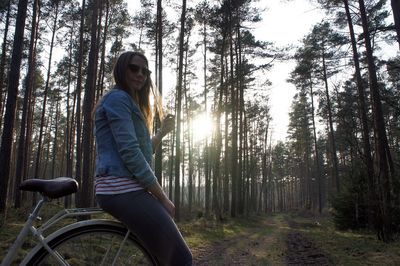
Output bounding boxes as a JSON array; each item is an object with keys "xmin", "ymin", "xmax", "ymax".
[
  {"xmin": 179, "ymin": 214, "xmax": 288, "ymax": 265},
  {"xmin": 284, "ymin": 212, "xmax": 400, "ymax": 266},
  {"xmin": 0, "ymin": 201, "xmax": 114, "ymax": 263},
  {"xmin": 312, "ymin": 227, "xmax": 400, "ymax": 265},
  {"xmin": 2, "ymin": 203, "xmax": 400, "ymax": 265},
  {"xmin": 179, "ymin": 216, "xmax": 257, "ymax": 249}
]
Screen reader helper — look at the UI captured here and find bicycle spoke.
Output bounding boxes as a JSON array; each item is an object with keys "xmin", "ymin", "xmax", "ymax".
[{"xmin": 27, "ymin": 224, "xmax": 155, "ymax": 265}]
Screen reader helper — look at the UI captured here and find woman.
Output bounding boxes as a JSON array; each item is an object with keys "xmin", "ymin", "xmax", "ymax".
[{"xmin": 94, "ymin": 51, "xmax": 192, "ymax": 265}]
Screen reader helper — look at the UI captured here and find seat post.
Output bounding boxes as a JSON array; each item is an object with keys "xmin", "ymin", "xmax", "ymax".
[{"xmin": 30, "ymin": 195, "xmax": 49, "ymax": 221}]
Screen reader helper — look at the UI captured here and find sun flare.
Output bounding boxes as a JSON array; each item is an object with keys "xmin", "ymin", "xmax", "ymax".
[{"xmin": 191, "ymin": 113, "xmax": 213, "ymax": 142}]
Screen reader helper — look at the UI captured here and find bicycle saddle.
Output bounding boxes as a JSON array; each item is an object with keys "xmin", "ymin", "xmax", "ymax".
[{"xmin": 19, "ymin": 177, "xmax": 79, "ymax": 199}]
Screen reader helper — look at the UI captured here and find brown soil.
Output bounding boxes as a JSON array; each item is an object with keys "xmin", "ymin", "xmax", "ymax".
[
  {"xmin": 285, "ymin": 232, "xmax": 332, "ymax": 265},
  {"xmin": 285, "ymin": 217, "xmax": 333, "ymax": 266}
]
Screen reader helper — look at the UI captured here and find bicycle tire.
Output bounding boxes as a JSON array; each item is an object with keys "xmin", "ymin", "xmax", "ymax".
[{"xmin": 22, "ymin": 219, "xmax": 157, "ymax": 266}]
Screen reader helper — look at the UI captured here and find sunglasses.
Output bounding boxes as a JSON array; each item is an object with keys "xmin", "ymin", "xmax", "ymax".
[{"xmin": 128, "ymin": 64, "xmax": 151, "ymax": 76}]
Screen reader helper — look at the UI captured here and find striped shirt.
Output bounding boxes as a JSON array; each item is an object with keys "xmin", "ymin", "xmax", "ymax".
[{"xmin": 95, "ymin": 175, "xmax": 144, "ymax": 195}]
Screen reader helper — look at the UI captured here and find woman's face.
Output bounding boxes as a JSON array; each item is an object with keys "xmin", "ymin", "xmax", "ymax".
[{"xmin": 126, "ymin": 55, "xmax": 150, "ymax": 91}]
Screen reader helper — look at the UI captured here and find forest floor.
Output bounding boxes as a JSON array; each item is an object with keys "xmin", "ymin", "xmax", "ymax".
[
  {"xmin": 181, "ymin": 211, "xmax": 400, "ymax": 265},
  {"xmin": 1, "ymin": 205, "xmax": 400, "ymax": 265}
]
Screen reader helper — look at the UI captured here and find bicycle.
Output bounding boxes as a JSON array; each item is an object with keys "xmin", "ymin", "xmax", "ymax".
[{"xmin": 1, "ymin": 177, "xmax": 157, "ymax": 265}]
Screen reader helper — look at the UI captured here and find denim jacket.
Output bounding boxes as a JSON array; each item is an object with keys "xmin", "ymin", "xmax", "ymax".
[{"xmin": 94, "ymin": 87, "xmax": 156, "ymax": 188}]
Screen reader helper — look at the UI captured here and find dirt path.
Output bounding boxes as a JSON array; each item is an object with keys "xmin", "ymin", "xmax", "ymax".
[
  {"xmin": 191, "ymin": 216, "xmax": 285, "ymax": 265},
  {"xmin": 193, "ymin": 235, "xmax": 259, "ymax": 265},
  {"xmin": 285, "ymin": 217, "xmax": 333, "ymax": 265},
  {"xmin": 285, "ymin": 232, "xmax": 332, "ymax": 265},
  {"xmin": 191, "ymin": 214, "xmax": 333, "ymax": 265}
]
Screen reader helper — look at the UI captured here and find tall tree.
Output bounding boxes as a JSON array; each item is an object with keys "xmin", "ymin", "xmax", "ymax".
[
  {"xmin": 287, "ymin": 92, "xmax": 314, "ymax": 209},
  {"xmin": 0, "ymin": 0, "xmax": 29, "ymax": 215},
  {"xmin": 174, "ymin": 0, "xmax": 187, "ymax": 222},
  {"xmin": 316, "ymin": 0, "xmax": 381, "ymax": 236},
  {"xmin": 154, "ymin": 0, "xmax": 163, "ymax": 185},
  {"xmin": 33, "ymin": 0, "xmax": 60, "ymax": 181},
  {"xmin": 96, "ymin": 0, "xmax": 109, "ymax": 101},
  {"xmin": 0, "ymin": 0, "xmax": 12, "ymax": 128},
  {"xmin": 391, "ymin": 0, "xmax": 400, "ymax": 49},
  {"xmin": 225, "ymin": 0, "xmax": 239, "ymax": 218},
  {"xmin": 358, "ymin": 0, "xmax": 394, "ymax": 242},
  {"xmin": 79, "ymin": 0, "xmax": 100, "ymax": 208},
  {"xmin": 194, "ymin": 0, "xmax": 211, "ymax": 216},
  {"xmin": 342, "ymin": 0, "xmax": 377, "ymax": 230},
  {"xmin": 56, "ymin": 1, "xmax": 81, "ymax": 181},
  {"xmin": 290, "ymin": 39, "xmax": 323, "ymax": 211},
  {"xmin": 306, "ymin": 22, "xmax": 345, "ymax": 194},
  {"xmin": 74, "ymin": 0, "xmax": 86, "ymax": 207},
  {"xmin": 14, "ymin": 0, "xmax": 40, "ymax": 208}
]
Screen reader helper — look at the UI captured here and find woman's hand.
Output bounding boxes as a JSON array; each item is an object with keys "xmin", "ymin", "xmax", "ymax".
[
  {"xmin": 159, "ymin": 114, "xmax": 175, "ymax": 137},
  {"xmin": 160, "ymin": 197, "xmax": 175, "ymax": 218},
  {"xmin": 147, "ymin": 181, "xmax": 175, "ymax": 218}
]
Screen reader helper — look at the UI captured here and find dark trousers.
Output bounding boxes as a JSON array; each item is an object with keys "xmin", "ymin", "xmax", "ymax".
[{"xmin": 96, "ymin": 190, "xmax": 192, "ymax": 266}]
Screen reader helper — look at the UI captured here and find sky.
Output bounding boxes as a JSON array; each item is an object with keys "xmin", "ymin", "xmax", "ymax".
[{"xmin": 254, "ymin": 0, "xmax": 325, "ymax": 142}]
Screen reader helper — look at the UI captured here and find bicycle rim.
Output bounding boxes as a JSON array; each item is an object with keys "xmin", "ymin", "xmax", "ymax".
[{"xmin": 26, "ymin": 223, "xmax": 156, "ymax": 266}]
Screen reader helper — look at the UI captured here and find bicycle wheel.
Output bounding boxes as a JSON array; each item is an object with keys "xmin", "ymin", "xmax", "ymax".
[{"xmin": 23, "ymin": 220, "xmax": 157, "ymax": 266}]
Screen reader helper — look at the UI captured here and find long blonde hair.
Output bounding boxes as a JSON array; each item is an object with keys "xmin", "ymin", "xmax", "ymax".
[{"xmin": 113, "ymin": 51, "xmax": 163, "ymax": 131}]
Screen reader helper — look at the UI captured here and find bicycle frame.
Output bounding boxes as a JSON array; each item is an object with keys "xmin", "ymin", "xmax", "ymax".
[
  {"xmin": 21, "ymin": 219, "xmax": 133, "ymax": 266},
  {"xmin": 1, "ymin": 196, "xmax": 106, "ymax": 266}
]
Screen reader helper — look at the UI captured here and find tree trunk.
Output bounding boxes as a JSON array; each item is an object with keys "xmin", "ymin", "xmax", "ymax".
[
  {"xmin": 174, "ymin": 0, "xmax": 187, "ymax": 221},
  {"xmin": 33, "ymin": 0, "xmax": 59, "ymax": 182},
  {"xmin": 181, "ymin": 42, "xmax": 190, "ymax": 213},
  {"xmin": 321, "ymin": 45, "xmax": 340, "ymax": 194},
  {"xmin": 51, "ymin": 100, "xmax": 61, "ymax": 179},
  {"xmin": 188, "ymin": 130, "xmax": 193, "ymax": 214},
  {"xmin": 262, "ymin": 130, "xmax": 271, "ymax": 213},
  {"xmin": 74, "ymin": 0, "xmax": 86, "ymax": 208},
  {"xmin": 204, "ymin": 146, "xmax": 210, "ymax": 215},
  {"xmin": 14, "ymin": 0, "xmax": 39, "ymax": 208},
  {"xmin": 65, "ymin": 18, "xmax": 75, "ymax": 180},
  {"xmin": 343, "ymin": 0, "xmax": 376, "ymax": 230},
  {"xmin": 359, "ymin": 0, "xmax": 394, "ymax": 242},
  {"xmin": 391, "ymin": 0, "xmax": 400, "ymax": 49},
  {"xmin": 0, "ymin": 0, "xmax": 29, "ymax": 215},
  {"xmin": 155, "ymin": 0, "xmax": 163, "ymax": 185},
  {"xmin": 228, "ymin": 1, "xmax": 238, "ymax": 218},
  {"xmin": 236, "ymin": 22, "xmax": 245, "ymax": 215},
  {"xmin": 24, "ymin": 81, "xmax": 38, "ymax": 203},
  {"xmin": 96, "ymin": 0, "xmax": 109, "ymax": 101},
  {"xmin": 80, "ymin": 0, "xmax": 100, "ymax": 208},
  {"xmin": 199, "ymin": 17, "xmax": 208, "ymax": 216},
  {"xmin": 168, "ymin": 126, "xmax": 175, "ymax": 200},
  {"xmin": 245, "ymin": 122, "xmax": 251, "ymax": 215},
  {"xmin": 42, "ymin": 110, "xmax": 54, "ymax": 179},
  {"xmin": 213, "ymin": 56, "xmax": 225, "ymax": 219},
  {"xmin": 0, "ymin": 0, "xmax": 11, "ymax": 128},
  {"xmin": 223, "ymin": 81, "xmax": 230, "ymax": 213},
  {"xmin": 310, "ymin": 80, "xmax": 322, "ymax": 213},
  {"xmin": 211, "ymin": 37, "xmax": 223, "ymax": 220}
]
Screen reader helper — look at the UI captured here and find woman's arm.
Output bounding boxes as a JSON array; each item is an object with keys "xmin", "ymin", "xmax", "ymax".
[
  {"xmin": 151, "ymin": 131, "xmax": 163, "ymax": 152},
  {"xmin": 152, "ymin": 114, "xmax": 175, "ymax": 151},
  {"xmin": 147, "ymin": 181, "xmax": 175, "ymax": 217},
  {"xmin": 149, "ymin": 115, "xmax": 175, "ymax": 217},
  {"xmin": 103, "ymin": 91, "xmax": 157, "ymax": 187}
]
